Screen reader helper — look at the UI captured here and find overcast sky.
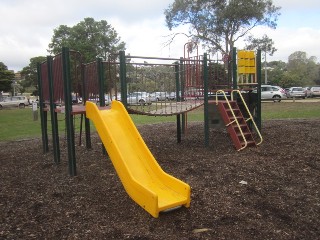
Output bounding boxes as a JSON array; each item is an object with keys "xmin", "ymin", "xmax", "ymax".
[{"xmin": 1, "ymin": 0, "xmax": 320, "ymax": 72}]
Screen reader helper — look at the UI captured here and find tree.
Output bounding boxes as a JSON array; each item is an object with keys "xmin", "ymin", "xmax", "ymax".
[
  {"xmin": 265, "ymin": 60, "xmax": 285, "ymax": 85},
  {"xmin": 246, "ymin": 34, "xmax": 277, "ymax": 57},
  {"xmin": 287, "ymin": 51, "xmax": 319, "ymax": 86},
  {"xmin": 164, "ymin": 0, "xmax": 281, "ymax": 55},
  {"xmin": 48, "ymin": 17, "xmax": 126, "ymax": 62},
  {"xmin": 245, "ymin": 34, "xmax": 277, "ymax": 83},
  {"xmin": 0, "ymin": 62, "xmax": 14, "ymax": 93},
  {"xmin": 20, "ymin": 56, "xmax": 46, "ymax": 95}
]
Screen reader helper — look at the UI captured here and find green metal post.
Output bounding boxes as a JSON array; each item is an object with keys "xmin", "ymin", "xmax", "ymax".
[
  {"xmin": 203, "ymin": 53, "xmax": 209, "ymax": 147},
  {"xmin": 98, "ymin": 58, "xmax": 107, "ymax": 155},
  {"xmin": 62, "ymin": 47, "xmax": 77, "ymax": 176},
  {"xmin": 47, "ymin": 56, "xmax": 60, "ymax": 164},
  {"xmin": 175, "ymin": 62, "xmax": 181, "ymax": 143},
  {"xmin": 177, "ymin": 58, "xmax": 183, "ymax": 102},
  {"xmin": 179, "ymin": 58, "xmax": 186, "ymax": 134},
  {"xmin": 119, "ymin": 51, "xmax": 127, "ymax": 107},
  {"xmin": 81, "ymin": 63, "xmax": 92, "ymax": 149},
  {"xmin": 256, "ymin": 49, "xmax": 262, "ymax": 131},
  {"xmin": 177, "ymin": 114, "xmax": 181, "ymax": 143},
  {"xmin": 37, "ymin": 63, "xmax": 49, "ymax": 153},
  {"xmin": 98, "ymin": 58, "xmax": 105, "ymax": 107},
  {"xmin": 232, "ymin": 47, "xmax": 238, "ymax": 90}
]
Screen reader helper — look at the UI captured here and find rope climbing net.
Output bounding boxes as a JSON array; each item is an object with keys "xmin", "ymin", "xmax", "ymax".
[{"xmin": 122, "ymin": 55, "xmax": 206, "ymax": 116}]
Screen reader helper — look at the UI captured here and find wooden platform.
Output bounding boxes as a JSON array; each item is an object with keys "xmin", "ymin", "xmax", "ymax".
[{"xmin": 55, "ymin": 104, "xmax": 109, "ymax": 115}]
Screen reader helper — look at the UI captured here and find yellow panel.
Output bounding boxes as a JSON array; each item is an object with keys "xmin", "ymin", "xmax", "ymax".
[
  {"xmin": 237, "ymin": 50, "xmax": 246, "ymax": 58},
  {"xmin": 249, "ymin": 59, "xmax": 255, "ymax": 66},
  {"xmin": 86, "ymin": 100, "xmax": 191, "ymax": 218},
  {"xmin": 238, "ymin": 59, "xmax": 246, "ymax": 66},
  {"xmin": 238, "ymin": 66, "xmax": 246, "ymax": 74},
  {"xmin": 246, "ymin": 51, "xmax": 255, "ymax": 58},
  {"xmin": 247, "ymin": 67, "xmax": 256, "ymax": 73}
]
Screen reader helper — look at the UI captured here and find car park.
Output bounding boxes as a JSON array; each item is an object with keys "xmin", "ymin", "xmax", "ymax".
[
  {"xmin": 310, "ymin": 86, "xmax": 320, "ymax": 98},
  {"xmin": 287, "ymin": 87, "xmax": 306, "ymax": 99},
  {"xmin": 0, "ymin": 96, "xmax": 29, "ymax": 109},
  {"xmin": 260, "ymin": 85, "xmax": 287, "ymax": 102}
]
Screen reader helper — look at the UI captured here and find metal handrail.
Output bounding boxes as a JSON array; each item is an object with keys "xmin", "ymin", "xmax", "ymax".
[
  {"xmin": 215, "ymin": 90, "xmax": 247, "ymax": 151},
  {"xmin": 231, "ymin": 90, "xmax": 263, "ymax": 145}
]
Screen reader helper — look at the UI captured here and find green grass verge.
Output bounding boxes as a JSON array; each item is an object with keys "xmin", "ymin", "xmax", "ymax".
[
  {"xmin": 262, "ymin": 102, "xmax": 320, "ymax": 120},
  {"xmin": 0, "ymin": 102, "xmax": 319, "ymax": 141}
]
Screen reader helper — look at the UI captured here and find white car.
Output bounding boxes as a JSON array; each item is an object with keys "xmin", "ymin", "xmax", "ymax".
[
  {"xmin": 260, "ymin": 85, "xmax": 287, "ymax": 102},
  {"xmin": 0, "ymin": 96, "xmax": 29, "ymax": 109},
  {"xmin": 149, "ymin": 92, "xmax": 169, "ymax": 102}
]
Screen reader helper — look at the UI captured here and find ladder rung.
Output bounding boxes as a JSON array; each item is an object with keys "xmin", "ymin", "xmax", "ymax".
[
  {"xmin": 241, "ymin": 140, "xmax": 256, "ymax": 146},
  {"xmin": 236, "ymin": 131, "xmax": 251, "ymax": 137},
  {"xmin": 229, "ymin": 116, "xmax": 243, "ymax": 121},
  {"xmin": 232, "ymin": 123, "xmax": 247, "ymax": 128},
  {"xmin": 226, "ymin": 109, "xmax": 240, "ymax": 113}
]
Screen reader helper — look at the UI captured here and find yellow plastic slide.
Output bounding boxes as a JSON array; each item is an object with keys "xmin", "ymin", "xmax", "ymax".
[{"xmin": 86, "ymin": 100, "xmax": 191, "ymax": 218}]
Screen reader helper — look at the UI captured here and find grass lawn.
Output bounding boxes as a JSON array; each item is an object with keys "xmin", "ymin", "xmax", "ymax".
[{"xmin": 0, "ymin": 101, "xmax": 319, "ymax": 141}]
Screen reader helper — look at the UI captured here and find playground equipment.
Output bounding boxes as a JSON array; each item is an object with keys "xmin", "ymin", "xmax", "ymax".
[
  {"xmin": 36, "ymin": 46, "xmax": 262, "ymax": 217},
  {"xmin": 86, "ymin": 100, "xmax": 191, "ymax": 218},
  {"xmin": 37, "ymin": 47, "xmax": 262, "ymax": 177}
]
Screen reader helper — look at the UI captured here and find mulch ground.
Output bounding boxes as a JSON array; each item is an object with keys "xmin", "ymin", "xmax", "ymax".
[{"xmin": 1, "ymin": 119, "xmax": 319, "ymax": 239}]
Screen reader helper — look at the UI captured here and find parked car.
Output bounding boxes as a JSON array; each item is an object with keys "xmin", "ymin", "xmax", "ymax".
[
  {"xmin": 287, "ymin": 87, "xmax": 305, "ymax": 99},
  {"xmin": 149, "ymin": 92, "xmax": 169, "ymax": 102},
  {"xmin": 310, "ymin": 86, "xmax": 320, "ymax": 98},
  {"xmin": 168, "ymin": 92, "xmax": 176, "ymax": 100},
  {"xmin": 0, "ymin": 96, "xmax": 30, "ymax": 109},
  {"xmin": 260, "ymin": 85, "xmax": 287, "ymax": 102},
  {"xmin": 127, "ymin": 92, "xmax": 152, "ymax": 105}
]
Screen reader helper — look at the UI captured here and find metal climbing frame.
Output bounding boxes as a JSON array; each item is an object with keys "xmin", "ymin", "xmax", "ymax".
[
  {"xmin": 203, "ymin": 48, "xmax": 262, "ymax": 147},
  {"xmin": 37, "ymin": 47, "xmax": 83, "ymax": 176},
  {"xmin": 117, "ymin": 51, "xmax": 204, "ymax": 116}
]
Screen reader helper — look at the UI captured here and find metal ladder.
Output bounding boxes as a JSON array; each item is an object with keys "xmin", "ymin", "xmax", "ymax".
[{"xmin": 215, "ymin": 90, "xmax": 263, "ymax": 151}]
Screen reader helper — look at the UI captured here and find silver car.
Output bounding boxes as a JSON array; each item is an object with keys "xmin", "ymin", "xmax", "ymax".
[
  {"xmin": 0, "ymin": 96, "xmax": 30, "ymax": 109},
  {"xmin": 310, "ymin": 86, "xmax": 320, "ymax": 98},
  {"xmin": 149, "ymin": 92, "xmax": 169, "ymax": 102},
  {"xmin": 127, "ymin": 92, "xmax": 152, "ymax": 105},
  {"xmin": 287, "ymin": 87, "xmax": 305, "ymax": 99},
  {"xmin": 260, "ymin": 85, "xmax": 287, "ymax": 102}
]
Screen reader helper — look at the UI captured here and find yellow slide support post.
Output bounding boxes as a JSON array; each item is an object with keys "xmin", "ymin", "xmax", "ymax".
[{"xmin": 86, "ymin": 100, "xmax": 191, "ymax": 218}]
